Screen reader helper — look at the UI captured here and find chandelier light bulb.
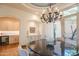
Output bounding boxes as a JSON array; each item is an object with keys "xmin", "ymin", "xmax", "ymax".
[
  {"xmin": 55, "ymin": 7, "xmax": 58, "ymax": 10},
  {"xmin": 60, "ymin": 11, "xmax": 62, "ymax": 13},
  {"xmin": 60, "ymin": 12, "xmax": 63, "ymax": 15},
  {"xmin": 42, "ymin": 10, "xmax": 46, "ymax": 14},
  {"xmin": 54, "ymin": 7, "xmax": 59, "ymax": 12}
]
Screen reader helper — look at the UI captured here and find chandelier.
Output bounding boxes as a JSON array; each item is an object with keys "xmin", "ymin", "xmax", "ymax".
[
  {"xmin": 41, "ymin": 3, "xmax": 63, "ymax": 23},
  {"xmin": 40, "ymin": 4, "xmax": 63, "ymax": 45}
]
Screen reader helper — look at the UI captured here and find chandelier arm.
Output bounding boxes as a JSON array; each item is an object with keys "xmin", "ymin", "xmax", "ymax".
[
  {"xmin": 52, "ymin": 14, "xmax": 55, "ymax": 22},
  {"xmin": 41, "ymin": 19, "xmax": 45, "ymax": 23},
  {"xmin": 43, "ymin": 17, "xmax": 48, "ymax": 22},
  {"xmin": 46, "ymin": 19, "xmax": 49, "ymax": 23},
  {"xmin": 41, "ymin": 16, "xmax": 45, "ymax": 23}
]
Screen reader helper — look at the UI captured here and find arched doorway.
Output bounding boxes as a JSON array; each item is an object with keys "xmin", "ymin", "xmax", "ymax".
[{"xmin": 0, "ymin": 16, "xmax": 20, "ymax": 56}]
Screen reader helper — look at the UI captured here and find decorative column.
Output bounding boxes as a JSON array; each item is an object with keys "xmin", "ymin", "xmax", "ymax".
[
  {"xmin": 60, "ymin": 17, "xmax": 65, "ymax": 56},
  {"xmin": 19, "ymin": 17, "xmax": 29, "ymax": 46},
  {"xmin": 77, "ymin": 9, "xmax": 79, "ymax": 53},
  {"xmin": 53, "ymin": 21, "xmax": 56, "ymax": 45}
]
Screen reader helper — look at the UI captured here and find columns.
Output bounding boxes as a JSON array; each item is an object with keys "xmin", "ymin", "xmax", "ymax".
[
  {"xmin": 19, "ymin": 17, "xmax": 29, "ymax": 46},
  {"xmin": 19, "ymin": 17, "xmax": 30, "ymax": 56},
  {"xmin": 77, "ymin": 11, "xmax": 79, "ymax": 53},
  {"xmin": 60, "ymin": 17, "xmax": 65, "ymax": 56}
]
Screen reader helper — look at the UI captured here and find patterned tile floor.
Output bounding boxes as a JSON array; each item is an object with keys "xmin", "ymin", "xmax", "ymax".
[{"xmin": 0, "ymin": 43, "xmax": 19, "ymax": 56}]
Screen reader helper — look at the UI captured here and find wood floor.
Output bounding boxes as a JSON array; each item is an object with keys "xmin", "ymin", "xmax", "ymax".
[
  {"xmin": 0, "ymin": 43, "xmax": 19, "ymax": 56},
  {"xmin": 0, "ymin": 39, "xmax": 52, "ymax": 56}
]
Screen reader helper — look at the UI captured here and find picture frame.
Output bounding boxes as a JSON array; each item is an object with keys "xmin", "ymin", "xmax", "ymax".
[{"xmin": 30, "ymin": 27, "xmax": 35, "ymax": 33}]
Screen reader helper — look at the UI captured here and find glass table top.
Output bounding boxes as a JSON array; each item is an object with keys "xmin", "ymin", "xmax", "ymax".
[{"xmin": 64, "ymin": 48, "xmax": 77, "ymax": 56}]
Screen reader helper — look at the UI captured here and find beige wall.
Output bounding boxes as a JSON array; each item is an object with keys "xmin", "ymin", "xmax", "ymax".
[
  {"xmin": 27, "ymin": 21, "xmax": 41, "ymax": 35},
  {"xmin": 0, "ymin": 5, "xmax": 43, "ymax": 45},
  {"xmin": 0, "ymin": 17, "xmax": 19, "ymax": 31}
]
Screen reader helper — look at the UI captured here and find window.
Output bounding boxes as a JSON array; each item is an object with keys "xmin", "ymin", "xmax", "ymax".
[
  {"xmin": 43, "ymin": 20, "xmax": 61, "ymax": 40},
  {"xmin": 64, "ymin": 16, "xmax": 77, "ymax": 37},
  {"xmin": 55, "ymin": 20, "xmax": 61, "ymax": 38},
  {"xmin": 64, "ymin": 16, "xmax": 77, "ymax": 56},
  {"xmin": 63, "ymin": 7, "xmax": 78, "ymax": 16}
]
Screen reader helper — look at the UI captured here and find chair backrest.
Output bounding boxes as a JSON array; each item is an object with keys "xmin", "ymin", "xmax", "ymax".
[{"xmin": 19, "ymin": 47, "xmax": 27, "ymax": 56}]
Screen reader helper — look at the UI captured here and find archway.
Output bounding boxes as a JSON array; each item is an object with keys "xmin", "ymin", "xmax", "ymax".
[{"xmin": 0, "ymin": 16, "xmax": 20, "ymax": 56}]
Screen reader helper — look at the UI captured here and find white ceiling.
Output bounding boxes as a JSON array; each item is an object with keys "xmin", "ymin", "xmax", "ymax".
[
  {"xmin": 31, "ymin": 3, "xmax": 56, "ymax": 7},
  {"xmin": 0, "ymin": 3, "xmax": 76, "ymax": 16}
]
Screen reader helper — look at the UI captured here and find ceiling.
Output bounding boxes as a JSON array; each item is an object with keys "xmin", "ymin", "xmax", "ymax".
[
  {"xmin": 0, "ymin": 3, "xmax": 76, "ymax": 16},
  {"xmin": 31, "ymin": 3, "xmax": 56, "ymax": 7}
]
